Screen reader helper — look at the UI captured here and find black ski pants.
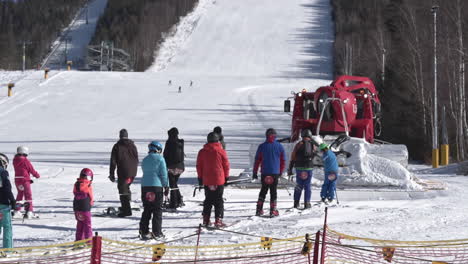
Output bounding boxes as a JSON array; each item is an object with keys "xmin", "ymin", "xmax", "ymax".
[
  {"xmin": 117, "ymin": 179, "xmax": 132, "ymax": 214},
  {"xmin": 168, "ymin": 173, "xmax": 182, "ymax": 208},
  {"xmin": 258, "ymin": 174, "xmax": 279, "ymax": 202},
  {"xmin": 139, "ymin": 186, "xmax": 163, "ymax": 236},
  {"xmin": 203, "ymin": 185, "xmax": 224, "ymax": 219}
]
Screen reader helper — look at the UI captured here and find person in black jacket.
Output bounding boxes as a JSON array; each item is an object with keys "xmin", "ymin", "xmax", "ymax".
[
  {"xmin": 0, "ymin": 153, "xmax": 15, "ymax": 249},
  {"xmin": 213, "ymin": 126, "xmax": 226, "ymax": 150},
  {"xmin": 163, "ymin": 127, "xmax": 185, "ymax": 209},
  {"xmin": 109, "ymin": 129, "xmax": 139, "ymax": 217}
]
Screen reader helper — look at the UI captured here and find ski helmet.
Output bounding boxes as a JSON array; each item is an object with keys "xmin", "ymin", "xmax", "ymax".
[
  {"xmin": 301, "ymin": 129, "xmax": 313, "ymax": 139},
  {"xmin": 265, "ymin": 128, "xmax": 277, "ymax": 137},
  {"xmin": 17, "ymin": 146, "xmax": 29, "ymax": 155},
  {"xmin": 80, "ymin": 168, "xmax": 93, "ymax": 181},
  {"xmin": 207, "ymin": 132, "xmax": 219, "ymax": 143},
  {"xmin": 148, "ymin": 141, "xmax": 163, "ymax": 153},
  {"xmin": 0, "ymin": 153, "xmax": 9, "ymax": 169},
  {"xmin": 319, "ymin": 143, "xmax": 329, "ymax": 151}
]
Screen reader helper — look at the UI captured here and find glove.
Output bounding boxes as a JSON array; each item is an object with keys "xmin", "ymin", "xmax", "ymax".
[
  {"xmin": 198, "ymin": 178, "xmax": 203, "ymax": 187},
  {"xmin": 10, "ymin": 200, "xmax": 16, "ymax": 210},
  {"xmin": 30, "ymin": 180, "xmax": 34, "ymax": 184},
  {"xmin": 109, "ymin": 175, "xmax": 116, "ymax": 182},
  {"xmin": 252, "ymin": 172, "xmax": 258, "ymax": 180},
  {"xmin": 164, "ymin": 187, "xmax": 170, "ymax": 196},
  {"xmin": 224, "ymin": 177, "xmax": 230, "ymax": 186}
]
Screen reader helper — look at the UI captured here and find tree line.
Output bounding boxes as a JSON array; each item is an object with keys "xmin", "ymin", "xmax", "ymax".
[
  {"xmin": 91, "ymin": 0, "xmax": 198, "ymax": 71},
  {"xmin": 0, "ymin": 0, "xmax": 84, "ymax": 70},
  {"xmin": 331, "ymin": 0, "xmax": 468, "ymax": 162}
]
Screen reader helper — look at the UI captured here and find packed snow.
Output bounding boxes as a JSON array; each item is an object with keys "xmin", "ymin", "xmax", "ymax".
[{"xmin": 0, "ymin": 0, "xmax": 464, "ymax": 252}]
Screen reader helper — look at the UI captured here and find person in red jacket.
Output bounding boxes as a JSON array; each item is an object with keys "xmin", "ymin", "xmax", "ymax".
[
  {"xmin": 196, "ymin": 132, "xmax": 230, "ymax": 228},
  {"xmin": 12, "ymin": 146, "xmax": 40, "ymax": 219}
]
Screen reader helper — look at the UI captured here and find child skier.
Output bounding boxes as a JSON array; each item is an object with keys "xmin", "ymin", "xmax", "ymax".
[
  {"xmin": 196, "ymin": 132, "xmax": 230, "ymax": 228},
  {"xmin": 140, "ymin": 141, "xmax": 169, "ymax": 240},
  {"xmin": 319, "ymin": 143, "xmax": 339, "ymax": 204},
  {"xmin": 0, "ymin": 154, "xmax": 15, "ymax": 249},
  {"xmin": 252, "ymin": 128, "xmax": 286, "ymax": 217},
  {"xmin": 73, "ymin": 168, "xmax": 94, "ymax": 242},
  {"xmin": 13, "ymin": 146, "xmax": 40, "ymax": 219},
  {"xmin": 288, "ymin": 129, "xmax": 316, "ymax": 209}
]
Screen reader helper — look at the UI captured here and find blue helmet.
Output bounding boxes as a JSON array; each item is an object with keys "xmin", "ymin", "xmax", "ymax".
[{"xmin": 148, "ymin": 141, "xmax": 163, "ymax": 153}]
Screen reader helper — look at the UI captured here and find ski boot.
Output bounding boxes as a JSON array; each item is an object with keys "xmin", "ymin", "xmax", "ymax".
[
  {"xmin": 304, "ymin": 202, "xmax": 311, "ymax": 209},
  {"xmin": 202, "ymin": 214, "xmax": 211, "ymax": 227},
  {"xmin": 214, "ymin": 218, "xmax": 226, "ymax": 228},
  {"xmin": 255, "ymin": 199, "xmax": 264, "ymax": 216},
  {"xmin": 293, "ymin": 200, "xmax": 300, "ymax": 209},
  {"xmin": 270, "ymin": 201, "xmax": 279, "ymax": 217},
  {"xmin": 25, "ymin": 211, "xmax": 38, "ymax": 219},
  {"xmin": 327, "ymin": 199, "xmax": 337, "ymax": 206},
  {"xmin": 12, "ymin": 210, "xmax": 23, "ymax": 219},
  {"xmin": 139, "ymin": 230, "xmax": 151, "ymax": 240}
]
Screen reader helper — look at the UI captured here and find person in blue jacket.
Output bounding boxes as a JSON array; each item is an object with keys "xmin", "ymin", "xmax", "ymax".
[
  {"xmin": 0, "ymin": 153, "xmax": 15, "ymax": 249},
  {"xmin": 319, "ymin": 143, "xmax": 339, "ymax": 204},
  {"xmin": 252, "ymin": 128, "xmax": 286, "ymax": 217},
  {"xmin": 139, "ymin": 141, "xmax": 169, "ymax": 240}
]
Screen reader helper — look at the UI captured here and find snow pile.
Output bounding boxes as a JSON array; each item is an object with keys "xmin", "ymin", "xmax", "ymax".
[
  {"xmin": 339, "ymin": 138, "xmax": 422, "ymax": 190},
  {"xmin": 149, "ymin": 0, "xmax": 215, "ymax": 72}
]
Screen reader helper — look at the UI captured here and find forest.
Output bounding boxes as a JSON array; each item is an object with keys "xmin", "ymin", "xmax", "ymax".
[
  {"xmin": 0, "ymin": 0, "xmax": 84, "ymax": 70},
  {"xmin": 332, "ymin": 0, "xmax": 468, "ymax": 161}
]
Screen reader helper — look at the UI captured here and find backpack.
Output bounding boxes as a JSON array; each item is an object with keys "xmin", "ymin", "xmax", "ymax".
[{"xmin": 302, "ymin": 140, "xmax": 314, "ymax": 160}]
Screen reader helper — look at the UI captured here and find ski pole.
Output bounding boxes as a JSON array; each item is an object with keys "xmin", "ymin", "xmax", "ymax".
[
  {"xmin": 335, "ymin": 188, "xmax": 339, "ymax": 205},
  {"xmin": 280, "ymin": 179, "xmax": 292, "ymax": 196}
]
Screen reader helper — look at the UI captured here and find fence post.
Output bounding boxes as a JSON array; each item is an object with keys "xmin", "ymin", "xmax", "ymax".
[
  {"xmin": 313, "ymin": 231, "xmax": 321, "ymax": 264},
  {"xmin": 91, "ymin": 232, "xmax": 102, "ymax": 264},
  {"xmin": 194, "ymin": 224, "xmax": 202, "ymax": 264},
  {"xmin": 320, "ymin": 207, "xmax": 328, "ymax": 264},
  {"xmin": 7, "ymin": 83, "xmax": 14, "ymax": 97}
]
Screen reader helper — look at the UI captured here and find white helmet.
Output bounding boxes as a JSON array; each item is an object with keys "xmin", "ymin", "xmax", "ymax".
[{"xmin": 17, "ymin": 146, "xmax": 29, "ymax": 155}]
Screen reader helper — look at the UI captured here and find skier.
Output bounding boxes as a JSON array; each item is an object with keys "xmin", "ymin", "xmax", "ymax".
[
  {"xmin": 178, "ymin": 86, "xmax": 182, "ymax": 93},
  {"xmin": 213, "ymin": 126, "xmax": 226, "ymax": 150},
  {"xmin": 252, "ymin": 128, "xmax": 286, "ymax": 217},
  {"xmin": 163, "ymin": 127, "xmax": 185, "ymax": 209},
  {"xmin": 0, "ymin": 154, "xmax": 15, "ymax": 249},
  {"xmin": 13, "ymin": 146, "xmax": 40, "ymax": 219},
  {"xmin": 190, "ymin": 80, "xmax": 193, "ymax": 87},
  {"xmin": 109, "ymin": 129, "xmax": 139, "ymax": 217},
  {"xmin": 168, "ymin": 80, "xmax": 172, "ymax": 85},
  {"xmin": 319, "ymin": 143, "xmax": 339, "ymax": 204},
  {"xmin": 196, "ymin": 132, "xmax": 230, "ymax": 228},
  {"xmin": 140, "ymin": 141, "xmax": 169, "ymax": 239},
  {"xmin": 288, "ymin": 129, "xmax": 316, "ymax": 209},
  {"xmin": 73, "ymin": 168, "xmax": 94, "ymax": 242}
]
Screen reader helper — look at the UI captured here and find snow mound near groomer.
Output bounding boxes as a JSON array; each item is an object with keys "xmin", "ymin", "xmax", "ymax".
[{"xmin": 334, "ymin": 138, "xmax": 423, "ymax": 190}]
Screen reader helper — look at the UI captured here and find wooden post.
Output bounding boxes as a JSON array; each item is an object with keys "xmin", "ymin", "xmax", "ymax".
[
  {"xmin": 194, "ymin": 224, "xmax": 202, "ymax": 264},
  {"xmin": 67, "ymin": 61, "xmax": 73, "ymax": 71},
  {"xmin": 7, "ymin": 83, "xmax": 14, "ymax": 97},
  {"xmin": 44, "ymin": 68, "xmax": 50, "ymax": 79}
]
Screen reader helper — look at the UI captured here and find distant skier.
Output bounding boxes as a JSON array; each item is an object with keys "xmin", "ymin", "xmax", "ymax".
[
  {"xmin": 140, "ymin": 141, "xmax": 169, "ymax": 239},
  {"xmin": 73, "ymin": 168, "xmax": 94, "ymax": 242},
  {"xmin": 13, "ymin": 146, "xmax": 40, "ymax": 219},
  {"xmin": 252, "ymin": 128, "xmax": 286, "ymax": 217},
  {"xmin": 319, "ymin": 143, "xmax": 339, "ymax": 204},
  {"xmin": 163, "ymin": 127, "xmax": 185, "ymax": 209},
  {"xmin": 109, "ymin": 129, "xmax": 139, "ymax": 217},
  {"xmin": 197, "ymin": 132, "xmax": 230, "ymax": 228},
  {"xmin": 0, "ymin": 153, "xmax": 15, "ymax": 249},
  {"xmin": 288, "ymin": 129, "xmax": 316, "ymax": 209},
  {"xmin": 213, "ymin": 126, "xmax": 226, "ymax": 150},
  {"xmin": 190, "ymin": 80, "xmax": 193, "ymax": 87},
  {"xmin": 168, "ymin": 80, "xmax": 172, "ymax": 85},
  {"xmin": 178, "ymin": 86, "xmax": 181, "ymax": 93}
]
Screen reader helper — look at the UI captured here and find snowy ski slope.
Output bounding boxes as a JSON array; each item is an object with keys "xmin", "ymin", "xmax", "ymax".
[{"xmin": 0, "ymin": 0, "xmax": 464, "ymax": 249}]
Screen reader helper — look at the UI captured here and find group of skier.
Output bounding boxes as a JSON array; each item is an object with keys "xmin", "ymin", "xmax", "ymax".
[{"xmin": 0, "ymin": 125, "xmax": 338, "ymax": 247}]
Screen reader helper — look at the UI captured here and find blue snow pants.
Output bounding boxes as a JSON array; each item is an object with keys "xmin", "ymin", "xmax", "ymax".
[
  {"xmin": 320, "ymin": 172, "xmax": 338, "ymax": 200},
  {"xmin": 0, "ymin": 204, "xmax": 12, "ymax": 249},
  {"xmin": 294, "ymin": 169, "xmax": 312, "ymax": 202}
]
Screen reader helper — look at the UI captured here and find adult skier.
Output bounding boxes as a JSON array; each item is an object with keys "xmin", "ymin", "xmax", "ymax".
[
  {"xmin": 163, "ymin": 127, "xmax": 185, "ymax": 209},
  {"xmin": 319, "ymin": 143, "xmax": 339, "ymax": 204},
  {"xmin": 109, "ymin": 129, "xmax": 139, "ymax": 217},
  {"xmin": 213, "ymin": 126, "xmax": 226, "ymax": 150},
  {"xmin": 73, "ymin": 168, "xmax": 94, "ymax": 242},
  {"xmin": 0, "ymin": 154, "xmax": 15, "ymax": 249},
  {"xmin": 13, "ymin": 146, "xmax": 40, "ymax": 219},
  {"xmin": 197, "ymin": 132, "xmax": 230, "ymax": 228},
  {"xmin": 253, "ymin": 128, "xmax": 286, "ymax": 217},
  {"xmin": 139, "ymin": 141, "xmax": 169, "ymax": 239},
  {"xmin": 288, "ymin": 129, "xmax": 316, "ymax": 209}
]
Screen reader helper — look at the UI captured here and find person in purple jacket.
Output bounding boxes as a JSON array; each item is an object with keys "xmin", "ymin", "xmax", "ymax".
[{"xmin": 252, "ymin": 128, "xmax": 286, "ymax": 217}]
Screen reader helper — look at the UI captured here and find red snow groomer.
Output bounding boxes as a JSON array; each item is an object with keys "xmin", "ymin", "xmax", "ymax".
[{"xmin": 284, "ymin": 75, "xmax": 382, "ymax": 143}]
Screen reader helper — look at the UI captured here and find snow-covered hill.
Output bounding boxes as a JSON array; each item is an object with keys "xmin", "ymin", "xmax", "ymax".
[{"xmin": 0, "ymin": 0, "xmax": 462, "ymax": 250}]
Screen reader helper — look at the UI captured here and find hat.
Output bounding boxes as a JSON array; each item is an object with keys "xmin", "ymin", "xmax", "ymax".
[
  {"xmin": 119, "ymin": 129, "xmax": 128, "ymax": 139},
  {"xmin": 265, "ymin": 128, "xmax": 277, "ymax": 137},
  {"xmin": 213, "ymin": 126, "xmax": 222, "ymax": 134},
  {"xmin": 319, "ymin": 143, "xmax": 329, "ymax": 150},
  {"xmin": 207, "ymin": 132, "xmax": 219, "ymax": 143},
  {"xmin": 168, "ymin": 127, "xmax": 179, "ymax": 137}
]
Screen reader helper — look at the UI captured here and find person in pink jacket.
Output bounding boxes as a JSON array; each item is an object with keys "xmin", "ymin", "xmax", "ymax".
[{"xmin": 12, "ymin": 146, "xmax": 40, "ymax": 219}]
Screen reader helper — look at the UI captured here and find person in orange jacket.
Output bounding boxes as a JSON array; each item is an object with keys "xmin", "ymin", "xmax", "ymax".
[
  {"xmin": 196, "ymin": 132, "xmax": 230, "ymax": 228},
  {"xmin": 73, "ymin": 168, "xmax": 94, "ymax": 242}
]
